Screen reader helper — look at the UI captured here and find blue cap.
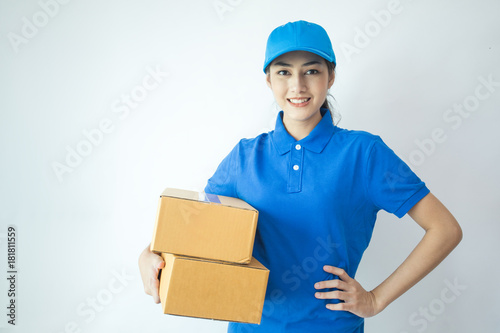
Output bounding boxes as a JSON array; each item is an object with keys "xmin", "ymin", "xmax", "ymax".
[{"xmin": 263, "ymin": 20, "xmax": 336, "ymax": 74}]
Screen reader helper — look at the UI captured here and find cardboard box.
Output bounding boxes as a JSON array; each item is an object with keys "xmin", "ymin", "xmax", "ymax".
[
  {"xmin": 151, "ymin": 188, "xmax": 258, "ymax": 264},
  {"xmin": 159, "ymin": 253, "xmax": 269, "ymax": 324}
]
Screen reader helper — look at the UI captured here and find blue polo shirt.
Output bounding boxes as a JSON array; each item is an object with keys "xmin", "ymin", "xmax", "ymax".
[{"xmin": 204, "ymin": 108, "xmax": 430, "ymax": 333}]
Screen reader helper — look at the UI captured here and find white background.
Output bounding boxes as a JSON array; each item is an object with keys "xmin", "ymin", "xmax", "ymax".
[{"xmin": 1, "ymin": 0, "xmax": 499, "ymax": 332}]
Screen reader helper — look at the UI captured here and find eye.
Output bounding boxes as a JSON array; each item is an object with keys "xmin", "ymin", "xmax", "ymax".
[
  {"xmin": 305, "ymin": 69, "xmax": 319, "ymax": 75},
  {"xmin": 276, "ymin": 70, "xmax": 289, "ymax": 75}
]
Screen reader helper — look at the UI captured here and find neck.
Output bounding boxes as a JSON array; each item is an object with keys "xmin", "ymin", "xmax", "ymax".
[{"xmin": 282, "ymin": 110, "xmax": 323, "ymax": 141}]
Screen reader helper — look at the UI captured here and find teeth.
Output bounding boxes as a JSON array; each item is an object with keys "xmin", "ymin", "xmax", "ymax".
[{"xmin": 289, "ymin": 98, "xmax": 309, "ymax": 103}]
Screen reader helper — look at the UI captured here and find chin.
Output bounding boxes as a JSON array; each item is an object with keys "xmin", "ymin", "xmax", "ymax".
[{"xmin": 283, "ymin": 108, "xmax": 321, "ymax": 121}]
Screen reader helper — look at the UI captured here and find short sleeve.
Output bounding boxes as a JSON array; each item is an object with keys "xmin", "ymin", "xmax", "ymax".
[
  {"xmin": 364, "ymin": 137, "xmax": 430, "ymax": 218},
  {"xmin": 203, "ymin": 141, "xmax": 240, "ymax": 198}
]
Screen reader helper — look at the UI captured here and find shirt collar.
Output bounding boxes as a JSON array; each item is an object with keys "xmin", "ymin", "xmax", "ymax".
[{"xmin": 271, "ymin": 108, "xmax": 338, "ymax": 155}]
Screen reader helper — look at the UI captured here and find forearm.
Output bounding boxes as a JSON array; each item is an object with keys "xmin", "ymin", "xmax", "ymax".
[{"xmin": 371, "ymin": 220, "xmax": 462, "ymax": 313}]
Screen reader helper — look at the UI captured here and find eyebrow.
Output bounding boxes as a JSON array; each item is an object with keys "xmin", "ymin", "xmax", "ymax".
[{"xmin": 273, "ymin": 60, "xmax": 323, "ymax": 67}]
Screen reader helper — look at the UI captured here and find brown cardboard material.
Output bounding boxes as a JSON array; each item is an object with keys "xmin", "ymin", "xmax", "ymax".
[
  {"xmin": 151, "ymin": 188, "xmax": 259, "ymax": 264},
  {"xmin": 159, "ymin": 253, "xmax": 269, "ymax": 324}
]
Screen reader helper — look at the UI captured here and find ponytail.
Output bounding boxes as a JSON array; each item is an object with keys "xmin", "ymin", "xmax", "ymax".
[{"xmin": 322, "ymin": 60, "xmax": 340, "ymax": 125}]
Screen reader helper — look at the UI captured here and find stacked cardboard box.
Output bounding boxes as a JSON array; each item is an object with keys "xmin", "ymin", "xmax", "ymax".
[{"xmin": 151, "ymin": 188, "xmax": 269, "ymax": 324}]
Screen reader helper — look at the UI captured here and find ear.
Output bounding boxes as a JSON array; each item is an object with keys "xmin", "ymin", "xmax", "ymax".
[
  {"xmin": 265, "ymin": 73, "xmax": 272, "ymax": 89},
  {"xmin": 327, "ymin": 71, "xmax": 335, "ymax": 89}
]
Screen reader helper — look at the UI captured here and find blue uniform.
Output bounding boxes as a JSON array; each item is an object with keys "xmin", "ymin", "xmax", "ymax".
[{"xmin": 204, "ymin": 108, "xmax": 430, "ymax": 332}]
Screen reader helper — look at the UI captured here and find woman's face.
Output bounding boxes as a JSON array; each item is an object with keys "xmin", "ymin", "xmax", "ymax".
[{"xmin": 266, "ymin": 50, "xmax": 335, "ymax": 126}]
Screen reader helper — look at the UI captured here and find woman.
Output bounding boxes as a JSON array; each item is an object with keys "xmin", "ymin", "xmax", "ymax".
[{"xmin": 139, "ymin": 20, "xmax": 462, "ymax": 332}]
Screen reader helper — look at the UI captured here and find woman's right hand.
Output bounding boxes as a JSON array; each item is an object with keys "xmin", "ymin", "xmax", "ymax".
[{"xmin": 138, "ymin": 243, "xmax": 165, "ymax": 303}]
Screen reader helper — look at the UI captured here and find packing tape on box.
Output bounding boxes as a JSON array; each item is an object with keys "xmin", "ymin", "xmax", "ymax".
[{"xmin": 198, "ymin": 191, "xmax": 221, "ymax": 204}]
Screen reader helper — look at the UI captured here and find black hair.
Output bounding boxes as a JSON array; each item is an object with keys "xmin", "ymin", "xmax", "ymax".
[{"xmin": 320, "ymin": 60, "xmax": 339, "ymax": 125}]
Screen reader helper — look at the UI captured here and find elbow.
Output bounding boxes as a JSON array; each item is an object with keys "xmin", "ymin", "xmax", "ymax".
[
  {"xmin": 430, "ymin": 216, "xmax": 463, "ymax": 251},
  {"xmin": 447, "ymin": 218, "xmax": 463, "ymax": 249},
  {"xmin": 453, "ymin": 221, "xmax": 463, "ymax": 246}
]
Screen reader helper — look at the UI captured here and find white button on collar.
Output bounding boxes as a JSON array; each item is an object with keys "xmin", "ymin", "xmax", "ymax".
[
  {"xmin": 293, "ymin": 165, "xmax": 299, "ymax": 171},
  {"xmin": 295, "ymin": 144, "xmax": 301, "ymax": 150}
]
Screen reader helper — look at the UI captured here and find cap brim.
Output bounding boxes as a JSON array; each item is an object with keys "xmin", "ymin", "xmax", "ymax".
[{"xmin": 263, "ymin": 47, "xmax": 335, "ymax": 73}]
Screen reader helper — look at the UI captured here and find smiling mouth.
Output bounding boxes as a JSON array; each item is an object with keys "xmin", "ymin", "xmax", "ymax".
[
  {"xmin": 287, "ymin": 97, "xmax": 311, "ymax": 106},
  {"xmin": 288, "ymin": 98, "xmax": 310, "ymax": 103}
]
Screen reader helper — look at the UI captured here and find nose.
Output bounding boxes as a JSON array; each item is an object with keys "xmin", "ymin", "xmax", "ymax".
[{"xmin": 289, "ymin": 73, "xmax": 307, "ymax": 93}]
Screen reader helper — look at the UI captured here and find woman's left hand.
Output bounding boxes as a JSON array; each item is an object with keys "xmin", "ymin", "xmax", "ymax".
[{"xmin": 314, "ymin": 265, "xmax": 381, "ymax": 318}]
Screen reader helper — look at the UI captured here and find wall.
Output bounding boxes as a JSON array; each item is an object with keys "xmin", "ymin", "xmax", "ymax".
[{"xmin": 1, "ymin": 0, "xmax": 499, "ymax": 332}]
